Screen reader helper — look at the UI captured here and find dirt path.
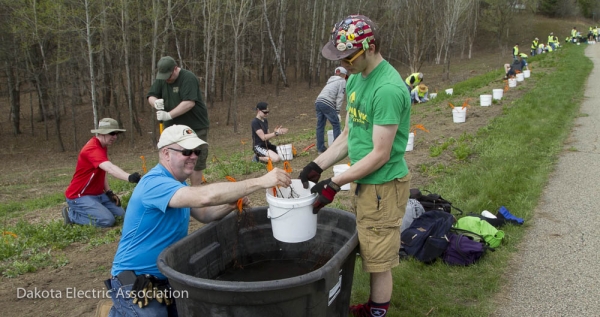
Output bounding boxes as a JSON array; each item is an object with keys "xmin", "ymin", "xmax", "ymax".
[{"xmin": 492, "ymin": 44, "xmax": 600, "ymax": 317}]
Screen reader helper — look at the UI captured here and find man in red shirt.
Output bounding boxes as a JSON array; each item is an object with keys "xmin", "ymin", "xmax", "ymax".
[{"xmin": 64, "ymin": 118, "xmax": 141, "ymax": 227}]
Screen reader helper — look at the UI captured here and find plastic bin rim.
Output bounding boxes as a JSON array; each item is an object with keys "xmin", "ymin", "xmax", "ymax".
[{"xmin": 157, "ymin": 207, "xmax": 358, "ymax": 292}]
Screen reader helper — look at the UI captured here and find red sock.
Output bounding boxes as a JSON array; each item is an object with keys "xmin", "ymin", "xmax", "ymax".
[{"xmin": 367, "ymin": 299, "xmax": 390, "ymax": 317}]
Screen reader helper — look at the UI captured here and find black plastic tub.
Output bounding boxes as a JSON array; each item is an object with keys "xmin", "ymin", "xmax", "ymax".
[{"xmin": 157, "ymin": 206, "xmax": 358, "ymax": 317}]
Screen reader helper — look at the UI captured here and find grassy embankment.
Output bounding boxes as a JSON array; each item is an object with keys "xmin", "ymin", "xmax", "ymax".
[{"xmin": 350, "ymin": 44, "xmax": 592, "ymax": 316}]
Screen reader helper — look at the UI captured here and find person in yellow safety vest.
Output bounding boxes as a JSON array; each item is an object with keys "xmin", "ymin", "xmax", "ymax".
[
  {"xmin": 547, "ymin": 43, "xmax": 554, "ymax": 52},
  {"xmin": 571, "ymin": 27, "xmax": 578, "ymax": 42},
  {"xmin": 538, "ymin": 43, "xmax": 545, "ymax": 54},
  {"xmin": 548, "ymin": 32, "xmax": 556, "ymax": 50},
  {"xmin": 531, "ymin": 38, "xmax": 539, "ymax": 56},
  {"xmin": 594, "ymin": 27, "xmax": 599, "ymax": 41},
  {"xmin": 410, "ymin": 83, "xmax": 429, "ymax": 104},
  {"xmin": 588, "ymin": 26, "xmax": 594, "ymax": 42},
  {"xmin": 513, "ymin": 43, "xmax": 519, "ymax": 61},
  {"xmin": 404, "ymin": 72, "xmax": 423, "ymax": 91}
]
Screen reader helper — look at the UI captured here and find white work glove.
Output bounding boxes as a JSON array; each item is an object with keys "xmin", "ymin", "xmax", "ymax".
[
  {"xmin": 156, "ymin": 111, "xmax": 172, "ymax": 121},
  {"xmin": 154, "ymin": 99, "xmax": 164, "ymax": 110},
  {"xmin": 338, "ymin": 114, "xmax": 341, "ymax": 122}
]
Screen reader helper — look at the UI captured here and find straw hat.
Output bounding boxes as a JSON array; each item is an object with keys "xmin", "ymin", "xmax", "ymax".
[{"xmin": 418, "ymin": 83, "xmax": 428, "ymax": 93}]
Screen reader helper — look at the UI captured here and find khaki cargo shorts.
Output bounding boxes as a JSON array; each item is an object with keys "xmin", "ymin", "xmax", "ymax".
[
  {"xmin": 194, "ymin": 128, "xmax": 209, "ymax": 171},
  {"xmin": 350, "ymin": 173, "xmax": 411, "ymax": 273}
]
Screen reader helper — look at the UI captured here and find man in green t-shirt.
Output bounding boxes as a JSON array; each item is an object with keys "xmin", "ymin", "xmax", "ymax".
[
  {"xmin": 298, "ymin": 14, "xmax": 411, "ymax": 317},
  {"xmin": 147, "ymin": 56, "xmax": 209, "ymax": 186}
]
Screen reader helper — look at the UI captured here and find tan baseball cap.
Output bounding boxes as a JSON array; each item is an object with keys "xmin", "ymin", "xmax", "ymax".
[{"xmin": 157, "ymin": 125, "xmax": 207, "ymax": 149}]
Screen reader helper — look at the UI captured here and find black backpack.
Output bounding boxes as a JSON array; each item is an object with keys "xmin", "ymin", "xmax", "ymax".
[
  {"xmin": 410, "ymin": 188, "xmax": 464, "ymax": 215},
  {"xmin": 400, "ymin": 210, "xmax": 455, "ymax": 263}
]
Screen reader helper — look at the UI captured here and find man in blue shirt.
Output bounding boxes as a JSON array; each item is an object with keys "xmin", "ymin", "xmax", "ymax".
[{"xmin": 107, "ymin": 125, "xmax": 291, "ymax": 317}]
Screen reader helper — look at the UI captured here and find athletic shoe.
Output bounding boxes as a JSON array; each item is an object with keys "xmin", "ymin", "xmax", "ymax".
[
  {"xmin": 252, "ymin": 155, "xmax": 259, "ymax": 163},
  {"xmin": 497, "ymin": 206, "xmax": 524, "ymax": 225},
  {"xmin": 62, "ymin": 206, "xmax": 72, "ymax": 225},
  {"xmin": 349, "ymin": 303, "xmax": 370, "ymax": 317}
]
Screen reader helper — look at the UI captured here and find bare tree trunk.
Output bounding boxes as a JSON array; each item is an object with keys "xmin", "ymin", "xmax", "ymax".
[
  {"xmin": 160, "ymin": 0, "xmax": 171, "ymax": 56},
  {"xmin": 315, "ymin": 0, "xmax": 327, "ymax": 85},
  {"xmin": 262, "ymin": 0, "xmax": 288, "ymax": 88},
  {"xmin": 227, "ymin": 0, "xmax": 251, "ymax": 132},
  {"xmin": 307, "ymin": 0, "xmax": 318, "ymax": 88},
  {"xmin": 84, "ymin": 0, "xmax": 99, "ymax": 129},
  {"xmin": 54, "ymin": 19, "xmax": 65, "ymax": 152},
  {"xmin": 121, "ymin": 0, "xmax": 136, "ymax": 146},
  {"xmin": 5, "ymin": 61, "xmax": 21, "ymax": 135},
  {"xmin": 260, "ymin": 13, "xmax": 265, "ymax": 85},
  {"xmin": 167, "ymin": 0, "xmax": 183, "ymax": 63}
]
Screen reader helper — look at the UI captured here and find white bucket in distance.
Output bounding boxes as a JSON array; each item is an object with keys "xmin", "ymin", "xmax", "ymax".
[
  {"xmin": 445, "ymin": 88, "xmax": 454, "ymax": 95},
  {"xmin": 429, "ymin": 93, "xmax": 438, "ymax": 99},
  {"xmin": 492, "ymin": 89, "xmax": 503, "ymax": 100},
  {"xmin": 516, "ymin": 73, "xmax": 524, "ymax": 82},
  {"xmin": 332, "ymin": 165, "xmax": 351, "ymax": 191},
  {"xmin": 405, "ymin": 132, "xmax": 415, "ymax": 152},
  {"xmin": 266, "ymin": 179, "xmax": 317, "ymax": 243},
  {"xmin": 508, "ymin": 78, "xmax": 517, "ymax": 87},
  {"xmin": 452, "ymin": 107, "xmax": 467, "ymax": 123},
  {"xmin": 327, "ymin": 130, "xmax": 334, "ymax": 147},
  {"xmin": 276, "ymin": 144, "xmax": 293, "ymax": 161},
  {"xmin": 480, "ymin": 95, "xmax": 492, "ymax": 107},
  {"xmin": 523, "ymin": 70, "xmax": 531, "ymax": 78}
]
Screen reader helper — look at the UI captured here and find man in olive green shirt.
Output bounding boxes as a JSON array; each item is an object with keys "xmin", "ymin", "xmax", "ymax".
[{"xmin": 147, "ymin": 56, "xmax": 209, "ymax": 186}]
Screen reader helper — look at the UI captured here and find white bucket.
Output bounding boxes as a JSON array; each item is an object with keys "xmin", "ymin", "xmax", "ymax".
[
  {"xmin": 445, "ymin": 88, "xmax": 453, "ymax": 95},
  {"xmin": 516, "ymin": 73, "xmax": 524, "ymax": 82},
  {"xmin": 429, "ymin": 93, "xmax": 437, "ymax": 99},
  {"xmin": 492, "ymin": 89, "xmax": 503, "ymax": 100},
  {"xmin": 480, "ymin": 95, "xmax": 492, "ymax": 107},
  {"xmin": 523, "ymin": 70, "xmax": 531, "ymax": 78},
  {"xmin": 508, "ymin": 78, "xmax": 517, "ymax": 87},
  {"xmin": 276, "ymin": 144, "xmax": 293, "ymax": 161},
  {"xmin": 405, "ymin": 132, "xmax": 415, "ymax": 152},
  {"xmin": 452, "ymin": 107, "xmax": 467, "ymax": 123},
  {"xmin": 266, "ymin": 179, "xmax": 317, "ymax": 243},
  {"xmin": 327, "ymin": 130, "xmax": 334, "ymax": 147},
  {"xmin": 333, "ymin": 165, "xmax": 351, "ymax": 191}
]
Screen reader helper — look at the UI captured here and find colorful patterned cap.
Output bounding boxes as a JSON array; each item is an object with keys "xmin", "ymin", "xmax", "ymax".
[{"xmin": 321, "ymin": 15, "xmax": 378, "ymax": 61}]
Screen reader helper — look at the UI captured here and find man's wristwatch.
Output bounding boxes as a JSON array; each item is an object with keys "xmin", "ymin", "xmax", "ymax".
[{"xmin": 274, "ymin": 131, "xmax": 279, "ymax": 136}]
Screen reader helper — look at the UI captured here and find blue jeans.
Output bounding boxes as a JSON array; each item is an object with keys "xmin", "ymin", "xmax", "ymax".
[
  {"xmin": 315, "ymin": 102, "xmax": 340, "ymax": 153},
  {"xmin": 66, "ymin": 194, "xmax": 124, "ymax": 227},
  {"xmin": 108, "ymin": 277, "xmax": 178, "ymax": 317}
]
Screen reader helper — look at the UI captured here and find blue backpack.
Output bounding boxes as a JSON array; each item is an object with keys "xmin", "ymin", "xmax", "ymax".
[{"xmin": 400, "ymin": 210, "xmax": 455, "ymax": 263}]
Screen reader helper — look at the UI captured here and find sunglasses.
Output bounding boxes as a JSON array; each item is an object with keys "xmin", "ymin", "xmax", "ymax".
[
  {"xmin": 261, "ymin": 110, "xmax": 270, "ymax": 114},
  {"xmin": 168, "ymin": 148, "xmax": 202, "ymax": 156},
  {"xmin": 342, "ymin": 49, "xmax": 365, "ymax": 66},
  {"xmin": 108, "ymin": 132, "xmax": 121, "ymax": 136}
]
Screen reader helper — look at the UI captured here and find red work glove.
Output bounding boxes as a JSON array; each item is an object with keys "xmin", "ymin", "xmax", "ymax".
[
  {"xmin": 298, "ymin": 162, "xmax": 323, "ymax": 189},
  {"xmin": 310, "ymin": 178, "xmax": 341, "ymax": 214}
]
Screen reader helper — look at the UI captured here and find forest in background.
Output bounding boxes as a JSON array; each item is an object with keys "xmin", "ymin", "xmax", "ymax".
[{"xmin": 0, "ymin": 0, "xmax": 598, "ymax": 151}]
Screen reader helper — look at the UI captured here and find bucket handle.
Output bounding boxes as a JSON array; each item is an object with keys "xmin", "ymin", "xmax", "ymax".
[{"xmin": 267, "ymin": 207, "xmax": 299, "ymax": 219}]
